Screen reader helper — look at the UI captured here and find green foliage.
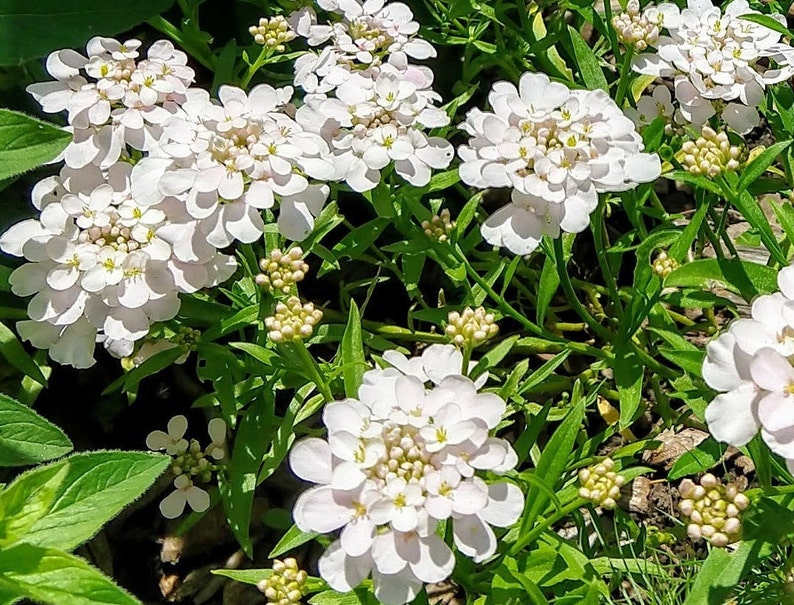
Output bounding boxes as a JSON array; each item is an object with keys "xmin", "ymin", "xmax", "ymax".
[{"xmin": 0, "ymin": 110, "xmax": 70, "ymax": 180}]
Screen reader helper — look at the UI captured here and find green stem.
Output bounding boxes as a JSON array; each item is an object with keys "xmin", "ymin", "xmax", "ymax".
[
  {"xmin": 615, "ymin": 47, "xmax": 634, "ymax": 108},
  {"xmin": 240, "ymin": 46, "xmax": 272, "ymax": 89},
  {"xmin": 552, "ymin": 238, "xmax": 611, "ymax": 341},
  {"xmin": 290, "ymin": 340, "xmax": 335, "ymax": 403},
  {"xmin": 510, "ymin": 498, "xmax": 588, "ymax": 555},
  {"xmin": 592, "ymin": 203, "xmax": 623, "ymax": 318}
]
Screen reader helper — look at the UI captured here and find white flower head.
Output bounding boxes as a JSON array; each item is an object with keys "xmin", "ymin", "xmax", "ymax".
[
  {"xmin": 288, "ymin": 344, "xmax": 523, "ymax": 603},
  {"xmin": 146, "ymin": 414, "xmax": 189, "ymax": 455},
  {"xmin": 459, "ymin": 71, "xmax": 661, "ymax": 255}
]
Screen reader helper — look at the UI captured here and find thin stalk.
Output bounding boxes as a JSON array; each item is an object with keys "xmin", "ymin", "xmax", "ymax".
[
  {"xmin": 592, "ymin": 203, "xmax": 623, "ymax": 318},
  {"xmin": 147, "ymin": 16, "xmax": 215, "ymax": 70},
  {"xmin": 290, "ymin": 340, "xmax": 335, "ymax": 403},
  {"xmin": 510, "ymin": 498, "xmax": 588, "ymax": 555}
]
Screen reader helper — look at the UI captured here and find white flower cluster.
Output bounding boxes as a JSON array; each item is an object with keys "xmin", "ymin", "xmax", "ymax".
[
  {"xmin": 0, "ymin": 37, "xmax": 244, "ymax": 368},
  {"xmin": 703, "ymin": 266, "xmax": 794, "ymax": 472},
  {"xmin": 459, "ymin": 72, "xmax": 661, "ymax": 255},
  {"xmin": 131, "ymin": 84, "xmax": 334, "ymax": 244},
  {"xmin": 0, "ymin": 162, "xmax": 235, "ymax": 368},
  {"xmin": 288, "ymin": 0, "xmax": 453, "ymax": 191},
  {"xmin": 288, "ymin": 345, "xmax": 523, "ymax": 605},
  {"xmin": 632, "ymin": 0, "xmax": 794, "ymax": 134},
  {"xmin": 147, "ymin": 415, "xmax": 227, "ymax": 518},
  {"xmin": 27, "ymin": 37, "xmax": 194, "ymax": 170}
]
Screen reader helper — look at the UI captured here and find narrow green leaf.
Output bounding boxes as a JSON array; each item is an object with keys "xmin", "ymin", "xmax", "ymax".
[
  {"xmin": 341, "ymin": 300, "xmax": 366, "ymax": 398},
  {"xmin": 22, "ymin": 451, "xmax": 171, "ymax": 550},
  {"xmin": 727, "ymin": 187, "xmax": 786, "ymax": 265},
  {"xmin": 567, "ymin": 26, "xmax": 608, "ymax": 92},
  {"xmin": 736, "ymin": 140, "xmax": 791, "ymax": 193},
  {"xmin": 0, "ymin": 0, "xmax": 174, "ymax": 65},
  {"xmin": 535, "ymin": 255, "xmax": 559, "ymax": 325},
  {"xmin": 220, "ymin": 390, "xmax": 274, "ymax": 557},
  {"xmin": 0, "ymin": 543, "xmax": 140, "ymax": 605},
  {"xmin": 664, "ymin": 171, "xmax": 723, "ymax": 196},
  {"xmin": 0, "ymin": 393, "xmax": 72, "ymax": 467},
  {"xmin": 614, "ymin": 341, "xmax": 644, "ymax": 428},
  {"xmin": 683, "ymin": 539, "xmax": 771, "ymax": 605},
  {"xmin": 738, "ymin": 13, "xmax": 792, "ymax": 38},
  {"xmin": 269, "ymin": 524, "xmax": 320, "ymax": 558},
  {"xmin": 0, "ymin": 110, "xmax": 71, "ymax": 179},
  {"xmin": 517, "ymin": 349, "xmax": 572, "ymax": 395},
  {"xmin": 469, "ymin": 335, "xmax": 519, "ymax": 381},
  {"xmin": 0, "ymin": 322, "xmax": 47, "ymax": 386}
]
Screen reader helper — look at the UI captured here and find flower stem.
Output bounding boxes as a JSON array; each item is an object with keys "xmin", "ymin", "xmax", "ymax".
[
  {"xmin": 289, "ymin": 340, "xmax": 335, "ymax": 403},
  {"xmin": 147, "ymin": 16, "xmax": 215, "ymax": 70},
  {"xmin": 240, "ymin": 46, "xmax": 272, "ymax": 89},
  {"xmin": 510, "ymin": 497, "xmax": 588, "ymax": 555}
]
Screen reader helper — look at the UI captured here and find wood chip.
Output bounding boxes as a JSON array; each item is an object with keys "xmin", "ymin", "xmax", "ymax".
[{"xmin": 642, "ymin": 428, "xmax": 709, "ymax": 470}]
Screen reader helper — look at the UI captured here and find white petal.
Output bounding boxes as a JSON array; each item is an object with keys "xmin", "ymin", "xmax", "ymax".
[
  {"xmin": 704, "ymin": 383, "xmax": 760, "ymax": 447},
  {"xmin": 453, "ymin": 514, "xmax": 496, "ymax": 562},
  {"xmin": 479, "ymin": 482, "xmax": 524, "ymax": 527},
  {"xmin": 289, "ymin": 438, "xmax": 333, "ymax": 484},
  {"xmin": 318, "ymin": 540, "xmax": 372, "ymax": 593},
  {"xmin": 160, "ymin": 489, "xmax": 188, "ymax": 519}
]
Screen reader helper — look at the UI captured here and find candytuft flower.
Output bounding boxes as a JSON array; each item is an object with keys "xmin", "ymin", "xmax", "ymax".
[
  {"xmin": 288, "ymin": 344, "xmax": 523, "ymax": 604},
  {"xmin": 459, "ymin": 71, "xmax": 661, "ymax": 255}
]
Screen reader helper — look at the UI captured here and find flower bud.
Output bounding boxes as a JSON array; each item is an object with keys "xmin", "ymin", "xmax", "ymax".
[
  {"xmin": 421, "ymin": 208, "xmax": 455, "ymax": 242},
  {"xmin": 256, "ymin": 247, "xmax": 309, "ymax": 295},
  {"xmin": 250, "ymin": 16, "xmax": 296, "ymax": 51},
  {"xmin": 678, "ymin": 474, "xmax": 749, "ymax": 547},
  {"xmin": 445, "ymin": 306, "xmax": 499, "ymax": 348},
  {"xmin": 578, "ymin": 458, "xmax": 626, "ymax": 510},
  {"xmin": 680, "ymin": 125, "xmax": 746, "ymax": 177},
  {"xmin": 265, "ymin": 296, "xmax": 323, "ymax": 343},
  {"xmin": 258, "ymin": 558, "xmax": 307, "ymax": 605}
]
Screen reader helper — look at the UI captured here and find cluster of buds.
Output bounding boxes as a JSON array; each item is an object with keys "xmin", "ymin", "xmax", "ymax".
[
  {"xmin": 421, "ymin": 209, "xmax": 455, "ymax": 242},
  {"xmin": 578, "ymin": 458, "xmax": 626, "ymax": 510},
  {"xmin": 652, "ymin": 251, "xmax": 679, "ymax": 279},
  {"xmin": 146, "ymin": 416, "xmax": 227, "ymax": 518},
  {"xmin": 445, "ymin": 306, "xmax": 499, "ymax": 348},
  {"xmin": 265, "ymin": 297, "xmax": 323, "ymax": 343},
  {"xmin": 255, "ymin": 247, "xmax": 309, "ymax": 295},
  {"xmin": 680, "ymin": 126, "xmax": 745, "ymax": 177},
  {"xmin": 678, "ymin": 473, "xmax": 750, "ymax": 547},
  {"xmin": 249, "ymin": 15, "xmax": 296, "ymax": 50},
  {"xmin": 611, "ymin": 0, "xmax": 660, "ymax": 51},
  {"xmin": 257, "ymin": 558, "xmax": 308, "ymax": 605}
]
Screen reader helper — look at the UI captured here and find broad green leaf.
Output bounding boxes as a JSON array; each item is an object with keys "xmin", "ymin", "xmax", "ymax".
[
  {"xmin": 736, "ymin": 140, "xmax": 791, "ymax": 193},
  {"xmin": 567, "ymin": 26, "xmax": 608, "ymax": 92},
  {"xmin": 668, "ymin": 438, "xmax": 723, "ymax": 481},
  {"xmin": 22, "ymin": 451, "xmax": 171, "ymax": 550},
  {"xmin": 0, "ymin": 110, "xmax": 70, "ymax": 179},
  {"xmin": 269, "ymin": 524, "xmax": 320, "ymax": 558},
  {"xmin": 0, "ymin": 322, "xmax": 47, "ymax": 386},
  {"xmin": 614, "ymin": 341, "xmax": 644, "ymax": 428},
  {"xmin": 230, "ymin": 342, "xmax": 277, "ymax": 368},
  {"xmin": 738, "ymin": 13, "xmax": 791, "ymax": 38},
  {"xmin": 0, "ymin": 461, "xmax": 69, "ymax": 545},
  {"xmin": 0, "ymin": 393, "xmax": 72, "ymax": 467},
  {"xmin": 341, "ymin": 300, "xmax": 366, "ymax": 398},
  {"xmin": 665, "ymin": 258, "xmax": 778, "ymax": 300},
  {"xmin": 0, "ymin": 0, "xmax": 174, "ymax": 65},
  {"xmin": 0, "ymin": 543, "xmax": 140, "ymax": 605},
  {"xmin": 220, "ymin": 390, "xmax": 274, "ymax": 557}
]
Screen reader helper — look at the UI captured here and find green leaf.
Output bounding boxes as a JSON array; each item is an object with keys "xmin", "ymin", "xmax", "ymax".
[
  {"xmin": 22, "ymin": 451, "xmax": 171, "ymax": 550},
  {"xmin": 683, "ymin": 539, "xmax": 771, "ymax": 605},
  {"xmin": 469, "ymin": 335, "xmax": 519, "ymax": 381},
  {"xmin": 0, "ymin": 0, "xmax": 174, "ymax": 65},
  {"xmin": 102, "ymin": 346, "xmax": 185, "ymax": 395},
  {"xmin": 309, "ymin": 590, "xmax": 369, "ymax": 605},
  {"xmin": 0, "ymin": 461, "xmax": 69, "ymax": 545},
  {"xmin": 0, "ymin": 322, "xmax": 47, "ymax": 386},
  {"xmin": 269, "ymin": 524, "xmax": 320, "ymax": 558},
  {"xmin": 0, "ymin": 543, "xmax": 140, "ymax": 605},
  {"xmin": 726, "ymin": 186, "xmax": 787, "ymax": 265},
  {"xmin": 663, "ymin": 171, "xmax": 723, "ymax": 196},
  {"xmin": 668, "ymin": 438, "xmax": 723, "ymax": 481},
  {"xmin": 567, "ymin": 26, "xmax": 608, "ymax": 92},
  {"xmin": 665, "ymin": 258, "xmax": 778, "ymax": 301},
  {"xmin": 535, "ymin": 255, "xmax": 559, "ymax": 325},
  {"xmin": 738, "ymin": 13, "xmax": 792, "ymax": 38},
  {"xmin": 614, "ymin": 341, "xmax": 644, "ymax": 428},
  {"xmin": 220, "ymin": 390, "xmax": 274, "ymax": 558},
  {"xmin": 0, "ymin": 110, "xmax": 71, "ymax": 179},
  {"xmin": 0, "ymin": 393, "xmax": 72, "ymax": 467},
  {"xmin": 211, "ymin": 568, "xmax": 327, "ymax": 593},
  {"xmin": 736, "ymin": 140, "xmax": 791, "ymax": 193},
  {"xmin": 341, "ymin": 300, "xmax": 366, "ymax": 398}
]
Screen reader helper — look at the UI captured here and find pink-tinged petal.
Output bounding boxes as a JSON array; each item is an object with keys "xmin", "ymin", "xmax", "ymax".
[
  {"xmin": 453, "ymin": 514, "xmax": 496, "ymax": 562},
  {"xmin": 758, "ymin": 391, "xmax": 794, "ymax": 433},
  {"xmin": 341, "ymin": 517, "xmax": 376, "ymax": 557},
  {"xmin": 293, "ymin": 486, "xmax": 351, "ymax": 533},
  {"xmin": 372, "ymin": 568, "xmax": 422, "ymax": 605},
  {"xmin": 159, "ymin": 489, "xmax": 187, "ymax": 519},
  {"xmin": 479, "ymin": 482, "xmax": 524, "ymax": 527},
  {"xmin": 289, "ymin": 438, "xmax": 333, "ymax": 484},
  {"xmin": 318, "ymin": 540, "xmax": 372, "ymax": 593},
  {"xmin": 750, "ymin": 348, "xmax": 794, "ymax": 391},
  {"xmin": 704, "ymin": 383, "xmax": 760, "ymax": 447}
]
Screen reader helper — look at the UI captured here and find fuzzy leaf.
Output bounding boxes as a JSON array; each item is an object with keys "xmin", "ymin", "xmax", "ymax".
[
  {"xmin": 0, "ymin": 393, "xmax": 72, "ymax": 467},
  {"xmin": 0, "ymin": 110, "xmax": 70, "ymax": 179}
]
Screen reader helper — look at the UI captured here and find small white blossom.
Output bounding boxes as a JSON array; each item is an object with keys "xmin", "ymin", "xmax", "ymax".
[
  {"xmin": 146, "ymin": 414, "xmax": 189, "ymax": 455},
  {"xmin": 160, "ymin": 474, "xmax": 211, "ymax": 519}
]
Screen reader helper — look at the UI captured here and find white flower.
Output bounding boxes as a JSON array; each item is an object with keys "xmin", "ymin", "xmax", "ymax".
[
  {"xmin": 205, "ymin": 418, "xmax": 227, "ymax": 460},
  {"xmin": 288, "ymin": 346, "xmax": 523, "ymax": 604},
  {"xmin": 632, "ymin": 0, "xmax": 794, "ymax": 133},
  {"xmin": 703, "ymin": 266, "xmax": 794, "ymax": 463},
  {"xmin": 459, "ymin": 71, "xmax": 660, "ymax": 255},
  {"xmin": 159, "ymin": 474, "xmax": 211, "ymax": 518},
  {"xmin": 146, "ymin": 414, "xmax": 189, "ymax": 455},
  {"xmin": 626, "ymin": 85, "xmax": 675, "ymax": 128}
]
